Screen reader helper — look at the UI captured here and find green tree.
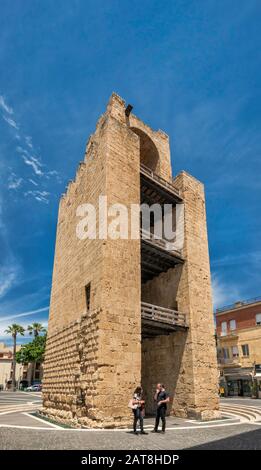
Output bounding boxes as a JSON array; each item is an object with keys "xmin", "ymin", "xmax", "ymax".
[
  {"xmin": 26, "ymin": 323, "xmax": 46, "ymax": 384},
  {"xmin": 4, "ymin": 324, "xmax": 25, "ymax": 391},
  {"xmin": 16, "ymin": 335, "xmax": 46, "ymax": 365},
  {"xmin": 27, "ymin": 322, "xmax": 46, "ymax": 338}
]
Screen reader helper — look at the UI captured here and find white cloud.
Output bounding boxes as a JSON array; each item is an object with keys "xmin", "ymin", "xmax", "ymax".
[
  {"xmin": 24, "ymin": 190, "xmax": 50, "ymax": 203},
  {"xmin": 0, "ymin": 196, "xmax": 21, "ymax": 299},
  {"xmin": 8, "ymin": 173, "xmax": 23, "ymax": 190},
  {"xmin": 212, "ymin": 251, "xmax": 261, "ymax": 268},
  {"xmin": 1, "ymin": 94, "xmax": 60, "ymax": 200},
  {"xmin": 25, "ymin": 135, "xmax": 33, "ymax": 149},
  {"xmin": 2, "ymin": 115, "xmax": 19, "ymax": 130},
  {"xmin": 0, "ymin": 95, "xmax": 13, "ymax": 115},
  {"xmin": 0, "ymin": 306, "xmax": 49, "ymax": 323},
  {"xmin": 212, "ymin": 273, "xmax": 240, "ymax": 311},
  {"xmin": 22, "ymin": 155, "xmax": 43, "ymax": 176},
  {"xmin": 29, "ymin": 179, "xmax": 38, "ymax": 186},
  {"xmin": 0, "ymin": 265, "xmax": 19, "ymax": 298}
]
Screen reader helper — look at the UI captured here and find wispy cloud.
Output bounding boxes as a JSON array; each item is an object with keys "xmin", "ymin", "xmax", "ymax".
[
  {"xmin": 0, "ymin": 265, "xmax": 18, "ymax": 298},
  {"xmin": 22, "ymin": 154, "xmax": 43, "ymax": 176},
  {"xmin": 1, "ymin": 95, "xmax": 61, "ymax": 202},
  {"xmin": 0, "ymin": 196, "xmax": 21, "ymax": 298},
  {"xmin": 212, "ymin": 273, "xmax": 240, "ymax": 310},
  {"xmin": 8, "ymin": 173, "xmax": 23, "ymax": 190},
  {"xmin": 2, "ymin": 114, "xmax": 19, "ymax": 130},
  {"xmin": 24, "ymin": 190, "xmax": 50, "ymax": 203},
  {"xmin": 212, "ymin": 251, "xmax": 261, "ymax": 268},
  {"xmin": 25, "ymin": 135, "xmax": 33, "ymax": 149},
  {"xmin": 29, "ymin": 179, "xmax": 38, "ymax": 186},
  {"xmin": 0, "ymin": 306, "xmax": 49, "ymax": 323},
  {"xmin": 0, "ymin": 95, "xmax": 13, "ymax": 115}
]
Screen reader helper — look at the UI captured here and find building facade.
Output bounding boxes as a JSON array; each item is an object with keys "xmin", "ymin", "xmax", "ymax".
[
  {"xmin": 0, "ymin": 342, "xmax": 44, "ymax": 390},
  {"xmin": 216, "ymin": 297, "xmax": 261, "ymax": 398},
  {"xmin": 0, "ymin": 342, "xmax": 23, "ymax": 390},
  {"xmin": 42, "ymin": 93, "xmax": 220, "ymax": 427},
  {"xmin": 21, "ymin": 361, "xmax": 44, "ymax": 387}
]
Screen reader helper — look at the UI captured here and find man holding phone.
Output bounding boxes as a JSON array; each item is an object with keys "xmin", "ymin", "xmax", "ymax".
[{"xmin": 152, "ymin": 383, "xmax": 170, "ymax": 433}]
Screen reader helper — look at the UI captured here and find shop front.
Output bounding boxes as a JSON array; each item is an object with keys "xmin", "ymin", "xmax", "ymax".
[
  {"xmin": 223, "ymin": 368, "xmax": 253, "ymax": 397},
  {"xmin": 254, "ymin": 364, "xmax": 261, "ymax": 398}
]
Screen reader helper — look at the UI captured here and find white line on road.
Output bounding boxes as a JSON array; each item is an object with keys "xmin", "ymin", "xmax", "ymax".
[
  {"xmin": 22, "ymin": 413, "xmax": 63, "ymax": 429},
  {"xmin": 185, "ymin": 416, "xmax": 238, "ymax": 424},
  {"xmin": 0, "ymin": 420, "xmax": 251, "ymax": 432},
  {"xmin": 0, "ymin": 406, "xmax": 39, "ymax": 416}
]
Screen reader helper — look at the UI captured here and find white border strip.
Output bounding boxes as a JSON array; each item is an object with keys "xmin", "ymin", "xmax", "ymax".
[
  {"xmin": 0, "ymin": 420, "xmax": 249, "ymax": 432},
  {"xmin": 22, "ymin": 412, "xmax": 62, "ymax": 429}
]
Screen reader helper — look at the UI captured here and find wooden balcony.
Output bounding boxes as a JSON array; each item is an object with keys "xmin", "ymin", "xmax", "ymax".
[
  {"xmin": 141, "ymin": 301, "xmax": 188, "ymax": 337},
  {"xmin": 141, "ymin": 229, "xmax": 184, "ymax": 283},
  {"xmin": 140, "ymin": 163, "xmax": 182, "ymax": 205}
]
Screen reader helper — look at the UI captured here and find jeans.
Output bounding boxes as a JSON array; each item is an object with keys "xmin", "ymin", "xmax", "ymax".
[
  {"xmin": 155, "ymin": 406, "xmax": 166, "ymax": 432},
  {"xmin": 133, "ymin": 407, "xmax": 144, "ymax": 432}
]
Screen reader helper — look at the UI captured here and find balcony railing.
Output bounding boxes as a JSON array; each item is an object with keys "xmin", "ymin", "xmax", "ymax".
[
  {"xmin": 218, "ymin": 357, "xmax": 240, "ymax": 365},
  {"xmin": 140, "ymin": 228, "xmax": 181, "ymax": 255},
  {"xmin": 219, "ymin": 331, "xmax": 238, "ymax": 338},
  {"xmin": 140, "ymin": 163, "xmax": 181, "ymax": 199},
  {"xmin": 141, "ymin": 301, "xmax": 187, "ymax": 328},
  {"xmin": 216, "ymin": 295, "xmax": 261, "ymax": 313}
]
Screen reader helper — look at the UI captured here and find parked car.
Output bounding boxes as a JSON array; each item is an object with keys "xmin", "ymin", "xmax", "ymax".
[
  {"xmin": 26, "ymin": 384, "xmax": 42, "ymax": 392},
  {"xmin": 19, "ymin": 380, "xmax": 29, "ymax": 390}
]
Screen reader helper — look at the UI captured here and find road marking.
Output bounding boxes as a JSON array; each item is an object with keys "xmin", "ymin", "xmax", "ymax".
[
  {"xmin": 22, "ymin": 413, "xmax": 63, "ymax": 429},
  {"xmin": 216, "ymin": 410, "xmax": 248, "ymax": 421},
  {"xmin": 0, "ymin": 420, "xmax": 250, "ymax": 432},
  {"xmin": 0, "ymin": 404, "xmax": 39, "ymax": 410},
  {"xmin": 19, "ymin": 391, "xmax": 42, "ymax": 398},
  {"xmin": 0, "ymin": 423, "xmax": 55, "ymax": 431},
  {"xmin": 0, "ymin": 406, "xmax": 39, "ymax": 416},
  {"xmin": 185, "ymin": 416, "xmax": 238, "ymax": 424}
]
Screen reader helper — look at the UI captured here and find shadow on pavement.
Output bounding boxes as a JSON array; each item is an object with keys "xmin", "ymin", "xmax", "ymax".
[{"xmin": 187, "ymin": 427, "xmax": 261, "ymax": 450}]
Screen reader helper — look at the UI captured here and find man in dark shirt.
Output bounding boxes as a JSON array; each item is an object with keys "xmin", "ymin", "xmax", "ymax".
[{"xmin": 152, "ymin": 383, "xmax": 170, "ymax": 433}]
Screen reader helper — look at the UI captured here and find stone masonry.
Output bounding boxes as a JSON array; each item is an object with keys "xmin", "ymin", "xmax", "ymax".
[{"xmin": 42, "ymin": 93, "xmax": 220, "ymax": 427}]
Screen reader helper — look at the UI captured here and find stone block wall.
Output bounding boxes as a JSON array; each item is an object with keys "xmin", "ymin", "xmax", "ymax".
[{"xmin": 43, "ymin": 93, "xmax": 142, "ymax": 428}]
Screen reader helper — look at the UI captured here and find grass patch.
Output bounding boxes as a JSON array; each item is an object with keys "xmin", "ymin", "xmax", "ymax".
[{"xmin": 30, "ymin": 412, "xmax": 75, "ymax": 429}]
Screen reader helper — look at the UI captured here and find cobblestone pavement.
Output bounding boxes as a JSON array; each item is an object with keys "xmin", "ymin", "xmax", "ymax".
[
  {"xmin": 0, "ymin": 423, "xmax": 260, "ymax": 450},
  {"xmin": 0, "ymin": 392, "xmax": 260, "ymax": 450}
]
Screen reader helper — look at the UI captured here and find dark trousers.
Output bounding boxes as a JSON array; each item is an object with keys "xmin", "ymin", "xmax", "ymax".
[
  {"xmin": 133, "ymin": 407, "xmax": 144, "ymax": 432},
  {"xmin": 155, "ymin": 406, "xmax": 166, "ymax": 431}
]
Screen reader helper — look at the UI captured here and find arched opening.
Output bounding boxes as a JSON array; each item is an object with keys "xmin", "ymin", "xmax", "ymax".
[{"xmin": 131, "ymin": 127, "xmax": 159, "ymax": 172}]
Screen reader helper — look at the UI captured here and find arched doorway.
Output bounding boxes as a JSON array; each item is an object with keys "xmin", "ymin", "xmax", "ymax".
[{"xmin": 131, "ymin": 127, "xmax": 159, "ymax": 172}]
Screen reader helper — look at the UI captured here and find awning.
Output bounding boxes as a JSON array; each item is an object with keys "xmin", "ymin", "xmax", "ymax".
[{"xmin": 226, "ymin": 375, "xmax": 252, "ymax": 381}]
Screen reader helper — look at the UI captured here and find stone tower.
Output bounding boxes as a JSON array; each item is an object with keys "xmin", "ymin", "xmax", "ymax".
[{"xmin": 42, "ymin": 93, "xmax": 220, "ymax": 427}]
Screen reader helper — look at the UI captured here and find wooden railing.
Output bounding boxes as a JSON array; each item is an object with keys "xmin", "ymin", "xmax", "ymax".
[
  {"xmin": 141, "ymin": 301, "xmax": 187, "ymax": 328},
  {"xmin": 140, "ymin": 163, "xmax": 181, "ymax": 198},
  {"xmin": 140, "ymin": 228, "xmax": 180, "ymax": 254}
]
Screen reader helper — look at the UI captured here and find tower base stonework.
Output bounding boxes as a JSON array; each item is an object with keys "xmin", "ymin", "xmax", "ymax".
[{"xmin": 42, "ymin": 93, "xmax": 220, "ymax": 427}]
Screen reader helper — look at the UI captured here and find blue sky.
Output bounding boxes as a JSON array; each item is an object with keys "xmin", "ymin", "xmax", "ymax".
[{"xmin": 0, "ymin": 0, "xmax": 260, "ymax": 345}]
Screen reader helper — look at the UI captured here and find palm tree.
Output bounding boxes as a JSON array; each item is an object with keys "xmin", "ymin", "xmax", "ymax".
[
  {"xmin": 5, "ymin": 324, "xmax": 25, "ymax": 391},
  {"xmin": 27, "ymin": 323, "xmax": 46, "ymax": 384},
  {"xmin": 27, "ymin": 322, "xmax": 46, "ymax": 338}
]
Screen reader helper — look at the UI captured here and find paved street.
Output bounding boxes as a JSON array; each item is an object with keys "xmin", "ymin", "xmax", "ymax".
[{"xmin": 0, "ymin": 393, "xmax": 260, "ymax": 450}]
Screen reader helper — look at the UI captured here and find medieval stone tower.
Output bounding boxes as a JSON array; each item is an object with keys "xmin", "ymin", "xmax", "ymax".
[{"xmin": 42, "ymin": 93, "xmax": 220, "ymax": 427}]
